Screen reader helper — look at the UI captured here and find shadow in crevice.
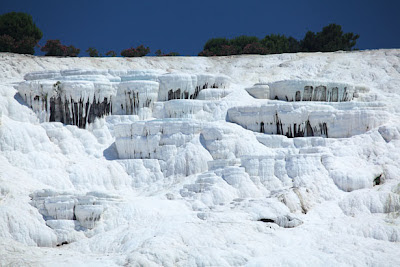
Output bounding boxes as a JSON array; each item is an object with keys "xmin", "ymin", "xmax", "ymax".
[
  {"xmin": 14, "ymin": 92, "xmax": 30, "ymax": 108},
  {"xmin": 199, "ymin": 133, "xmax": 207, "ymax": 150},
  {"xmin": 103, "ymin": 142, "xmax": 119, "ymax": 160}
]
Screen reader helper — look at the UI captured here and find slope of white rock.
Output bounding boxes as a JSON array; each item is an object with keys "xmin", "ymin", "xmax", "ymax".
[
  {"xmin": 115, "ymin": 119, "xmax": 212, "ymax": 177},
  {"xmin": 1, "ymin": 50, "xmax": 400, "ymax": 266}
]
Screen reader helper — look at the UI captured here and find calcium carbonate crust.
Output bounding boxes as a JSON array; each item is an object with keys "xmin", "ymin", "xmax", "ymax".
[{"xmin": 0, "ymin": 50, "xmax": 400, "ymax": 266}]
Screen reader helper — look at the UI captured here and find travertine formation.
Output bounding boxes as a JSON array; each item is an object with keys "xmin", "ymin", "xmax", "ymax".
[
  {"xmin": 17, "ymin": 69, "xmax": 231, "ymax": 128},
  {"xmin": 2, "ymin": 50, "xmax": 400, "ymax": 266},
  {"xmin": 227, "ymin": 102, "xmax": 388, "ymax": 138},
  {"xmin": 246, "ymin": 80, "xmax": 357, "ymax": 102}
]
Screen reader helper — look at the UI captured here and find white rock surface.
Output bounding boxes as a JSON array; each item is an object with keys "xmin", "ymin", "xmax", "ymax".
[
  {"xmin": 1, "ymin": 50, "xmax": 400, "ymax": 266},
  {"xmin": 115, "ymin": 119, "xmax": 212, "ymax": 177},
  {"xmin": 245, "ymin": 83, "xmax": 270, "ymax": 99}
]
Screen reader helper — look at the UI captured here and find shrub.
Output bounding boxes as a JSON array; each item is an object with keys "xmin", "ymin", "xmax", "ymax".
[
  {"xmin": 155, "ymin": 49, "xmax": 162, "ymax": 56},
  {"xmin": 198, "ymin": 49, "xmax": 215, "ymax": 57},
  {"xmin": 65, "ymin": 45, "xmax": 80, "ymax": 57},
  {"xmin": 0, "ymin": 12, "xmax": 42, "ymax": 54},
  {"xmin": 40, "ymin": 40, "xmax": 64, "ymax": 56},
  {"xmin": 218, "ymin": 45, "xmax": 239, "ymax": 56},
  {"xmin": 199, "ymin": 39, "xmax": 242, "ymax": 56},
  {"xmin": 121, "ymin": 45, "xmax": 150, "ymax": 57},
  {"xmin": 164, "ymin": 52, "xmax": 179, "ymax": 56},
  {"xmin": 242, "ymin": 42, "xmax": 269, "ymax": 55},
  {"xmin": 155, "ymin": 49, "xmax": 179, "ymax": 56},
  {"xmin": 105, "ymin": 50, "xmax": 116, "ymax": 57},
  {"xmin": 41, "ymin": 39, "xmax": 80, "ymax": 57},
  {"xmin": 86, "ymin": 47, "xmax": 99, "ymax": 57}
]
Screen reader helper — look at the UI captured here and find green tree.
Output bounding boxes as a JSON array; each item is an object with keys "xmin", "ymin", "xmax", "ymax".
[
  {"xmin": 301, "ymin": 24, "xmax": 359, "ymax": 52},
  {"xmin": 300, "ymin": 31, "xmax": 317, "ymax": 52},
  {"xmin": 200, "ymin": 36, "xmax": 262, "ymax": 56},
  {"xmin": 261, "ymin": 34, "xmax": 291, "ymax": 54},
  {"xmin": 155, "ymin": 49, "xmax": 162, "ymax": 56},
  {"xmin": 200, "ymin": 37, "xmax": 229, "ymax": 55},
  {"xmin": 0, "ymin": 34, "xmax": 14, "ymax": 52},
  {"xmin": 287, "ymin": 37, "xmax": 301, "ymax": 53},
  {"xmin": 230, "ymin": 35, "xmax": 259, "ymax": 53},
  {"xmin": 105, "ymin": 50, "xmax": 116, "ymax": 57},
  {"xmin": 86, "ymin": 47, "xmax": 99, "ymax": 57},
  {"xmin": 203, "ymin": 37, "xmax": 229, "ymax": 51},
  {"xmin": 0, "ymin": 12, "xmax": 42, "ymax": 54},
  {"xmin": 199, "ymin": 23, "xmax": 359, "ymax": 56}
]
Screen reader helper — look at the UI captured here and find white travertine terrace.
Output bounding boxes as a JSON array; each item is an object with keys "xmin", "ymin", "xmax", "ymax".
[
  {"xmin": 17, "ymin": 69, "xmax": 231, "ymax": 127},
  {"xmin": 2, "ymin": 50, "xmax": 400, "ymax": 266},
  {"xmin": 227, "ymin": 102, "xmax": 388, "ymax": 138}
]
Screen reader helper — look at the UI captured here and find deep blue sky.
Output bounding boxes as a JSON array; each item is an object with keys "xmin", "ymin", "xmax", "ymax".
[{"xmin": 1, "ymin": 0, "xmax": 399, "ymax": 56}]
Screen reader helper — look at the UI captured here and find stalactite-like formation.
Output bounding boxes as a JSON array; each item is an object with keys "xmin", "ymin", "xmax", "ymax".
[
  {"xmin": 227, "ymin": 102, "xmax": 387, "ymax": 138},
  {"xmin": 48, "ymin": 95, "xmax": 112, "ymax": 128},
  {"xmin": 246, "ymin": 80, "xmax": 357, "ymax": 102}
]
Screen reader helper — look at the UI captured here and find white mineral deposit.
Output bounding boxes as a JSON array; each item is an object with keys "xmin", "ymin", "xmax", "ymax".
[{"xmin": 0, "ymin": 50, "xmax": 400, "ymax": 266}]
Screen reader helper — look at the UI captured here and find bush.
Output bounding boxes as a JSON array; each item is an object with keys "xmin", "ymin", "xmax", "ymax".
[
  {"xmin": 155, "ymin": 49, "xmax": 179, "ymax": 56},
  {"xmin": 242, "ymin": 42, "xmax": 269, "ymax": 55},
  {"xmin": 218, "ymin": 45, "xmax": 240, "ymax": 56},
  {"xmin": 155, "ymin": 49, "xmax": 162, "ymax": 56},
  {"xmin": 40, "ymin": 40, "xmax": 64, "ymax": 56},
  {"xmin": 66, "ymin": 45, "xmax": 80, "ymax": 57},
  {"xmin": 86, "ymin": 47, "xmax": 99, "ymax": 57},
  {"xmin": 198, "ymin": 49, "xmax": 216, "ymax": 57},
  {"xmin": 164, "ymin": 52, "xmax": 179, "ymax": 56},
  {"xmin": 105, "ymin": 50, "xmax": 116, "ymax": 57},
  {"xmin": 41, "ymin": 40, "xmax": 80, "ymax": 57},
  {"xmin": 0, "ymin": 12, "xmax": 42, "ymax": 54},
  {"xmin": 121, "ymin": 45, "xmax": 150, "ymax": 57}
]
